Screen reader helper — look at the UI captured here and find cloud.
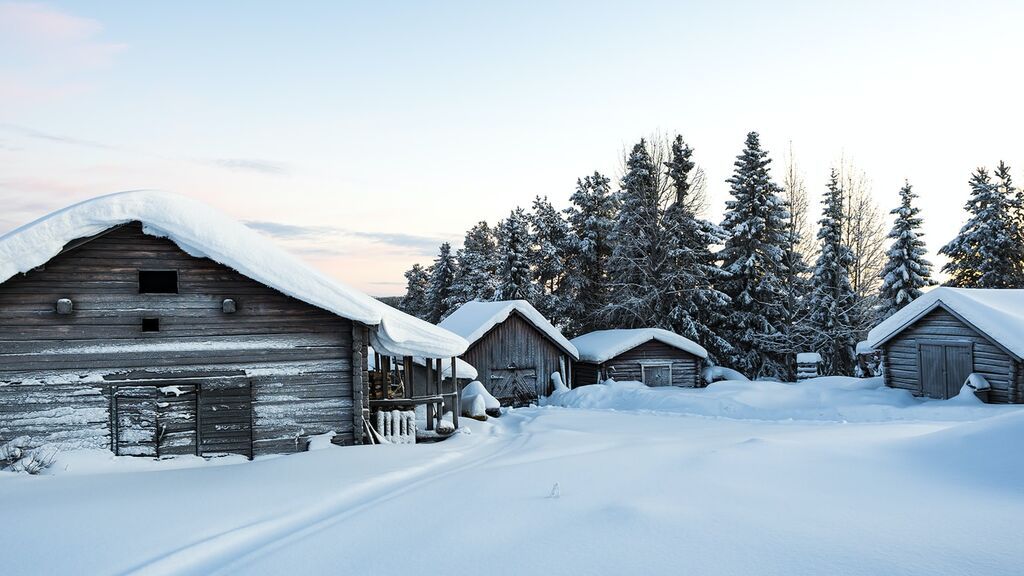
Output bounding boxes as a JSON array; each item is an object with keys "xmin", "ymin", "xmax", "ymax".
[
  {"xmin": 245, "ymin": 220, "xmax": 448, "ymax": 256},
  {"xmin": 0, "ymin": 2, "xmax": 126, "ymax": 68},
  {"xmin": 0, "ymin": 123, "xmax": 114, "ymax": 149},
  {"xmin": 205, "ymin": 158, "xmax": 290, "ymax": 176}
]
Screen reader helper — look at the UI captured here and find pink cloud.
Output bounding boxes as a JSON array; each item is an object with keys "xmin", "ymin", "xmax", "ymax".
[{"xmin": 0, "ymin": 2, "xmax": 126, "ymax": 67}]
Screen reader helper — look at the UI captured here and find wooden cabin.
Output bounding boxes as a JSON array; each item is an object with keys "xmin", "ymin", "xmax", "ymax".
[
  {"xmin": 865, "ymin": 287, "xmax": 1024, "ymax": 402},
  {"xmin": 0, "ymin": 191, "xmax": 467, "ymax": 458},
  {"xmin": 571, "ymin": 328, "xmax": 707, "ymax": 387},
  {"xmin": 439, "ymin": 300, "xmax": 578, "ymax": 407}
]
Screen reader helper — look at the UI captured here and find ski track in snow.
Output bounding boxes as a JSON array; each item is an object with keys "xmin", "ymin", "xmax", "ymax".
[{"xmin": 122, "ymin": 413, "xmax": 540, "ymax": 576}]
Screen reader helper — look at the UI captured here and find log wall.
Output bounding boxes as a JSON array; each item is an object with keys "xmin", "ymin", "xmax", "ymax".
[{"xmin": 0, "ymin": 222, "xmax": 364, "ymax": 455}]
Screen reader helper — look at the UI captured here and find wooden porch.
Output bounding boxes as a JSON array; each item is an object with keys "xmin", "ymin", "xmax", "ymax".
[{"xmin": 368, "ymin": 353, "xmax": 461, "ymax": 437}]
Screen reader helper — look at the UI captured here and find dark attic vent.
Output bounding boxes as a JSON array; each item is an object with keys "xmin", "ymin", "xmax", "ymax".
[
  {"xmin": 139, "ymin": 270, "xmax": 178, "ymax": 294},
  {"xmin": 142, "ymin": 318, "xmax": 160, "ymax": 332}
]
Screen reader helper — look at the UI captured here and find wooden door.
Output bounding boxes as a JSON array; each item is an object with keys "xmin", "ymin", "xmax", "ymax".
[
  {"xmin": 114, "ymin": 386, "xmax": 159, "ymax": 456},
  {"xmin": 155, "ymin": 384, "xmax": 198, "ymax": 456},
  {"xmin": 489, "ymin": 368, "xmax": 538, "ymax": 407},
  {"xmin": 919, "ymin": 344, "xmax": 946, "ymax": 399},
  {"xmin": 642, "ymin": 365, "xmax": 672, "ymax": 387},
  {"xmin": 198, "ymin": 378, "xmax": 253, "ymax": 458},
  {"xmin": 919, "ymin": 343, "xmax": 973, "ymax": 399},
  {"xmin": 944, "ymin": 345, "xmax": 973, "ymax": 398}
]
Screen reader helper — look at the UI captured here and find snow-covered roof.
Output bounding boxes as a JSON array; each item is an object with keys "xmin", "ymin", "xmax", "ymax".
[
  {"xmin": 438, "ymin": 300, "xmax": 579, "ymax": 359},
  {"xmin": 796, "ymin": 352, "xmax": 822, "ymax": 364},
  {"xmin": 866, "ymin": 287, "xmax": 1024, "ymax": 360},
  {"xmin": 0, "ymin": 191, "xmax": 468, "ymax": 358},
  {"xmin": 570, "ymin": 328, "xmax": 708, "ymax": 363}
]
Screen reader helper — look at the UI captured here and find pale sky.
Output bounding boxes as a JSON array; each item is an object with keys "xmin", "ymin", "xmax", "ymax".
[{"xmin": 1, "ymin": 1, "xmax": 1022, "ymax": 295}]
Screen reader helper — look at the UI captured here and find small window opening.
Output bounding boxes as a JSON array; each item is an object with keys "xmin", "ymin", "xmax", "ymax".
[
  {"xmin": 139, "ymin": 270, "xmax": 178, "ymax": 294},
  {"xmin": 142, "ymin": 318, "xmax": 160, "ymax": 332}
]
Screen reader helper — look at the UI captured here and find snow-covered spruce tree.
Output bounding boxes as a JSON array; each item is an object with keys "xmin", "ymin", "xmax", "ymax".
[
  {"xmin": 562, "ymin": 172, "xmax": 618, "ymax": 336},
  {"xmin": 602, "ymin": 140, "xmax": 668, "ymax": 328},
  {"xmin": 529, "ymin": 196, "xmax": 572, "ymax": 324},
  {"xmin": 447, "ymin": 221, "xmax": 499, "ymax": 309},
  {"xmin": 661, "ymin": 135, "xmax": 732, "ymax": 363},
  {"xmin": 878, "ymin": 181, "xmax": 935, "ymax": 318},
  {"xmin": 425, "ymin": 242, "xmax": 457, "ymax": 323},
  {"xmin": 940, "ymin": 166, "xmax": 1024, "ymax": 288},
  {"xmin": 717, "ymin": 132, "xmax": 793, "ymax": 379},
  {"xmin": 399, "ymin": 263, "xmax": 430, "ymax": 320},
  {"xmin": 994, "ymin": 161, "xmax": 1024, "ymax": 286},
  {"xmin": 808, "ymin": 170, "xmax": 857, "ymax": 376},
  {"xmin": 495, "ymin": 208, "xmax": 536, "ymax": 301}
]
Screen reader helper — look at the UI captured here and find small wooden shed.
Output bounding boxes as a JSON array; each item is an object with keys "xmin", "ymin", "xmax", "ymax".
[
  {"xmin": 571, "ymin": 328, "xmax": 707, "ymax": 387},
  {"xmin": 0, "ymin": 191, "xmax": 467, "ymax": 458},
  {"xmin": 865, "ymin": 287, "xmax": 1024, "ymax": 402},
  {"xmin": 438, "ymin": 300, "xmax": 578, "ymax": 406}
]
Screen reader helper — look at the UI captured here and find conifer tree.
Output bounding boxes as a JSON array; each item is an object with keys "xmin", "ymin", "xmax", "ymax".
[
  {"xmin": 661, "ymin": 135, "xmax": 732, "ymax": 362},
  {"xmin": 940, "ymin": 166, "xmax": 1023, "ymax": 288},
  {"xmin": 808, "ymin": 170, "xmax": 856, "ymax": 376},
  {"xmin": 425, "ymin": 242, "xmax": 457, "ymax": 322},
  {"xmin": 879, "ymin": 181, "xmax": 934, "ymax": 317},
  {"xmin": 400, "ymin": 263, "xmax": 430, "ymax": 320},
  {"xmin": 447, "ymin": 221, "xmax": 499, "ymax": 309},
  {"xmin": 603, "ymin": 140, "xmax": 666, "ymax": 328},
  {"xmin": 529, "ymin": 196, "xmax": 572, "ymax": 324},
  {"xmin": 495, "ymin": 208, "xmax": 536, "ymax": 301},
  {"xmin": 717, "ymin": 132, "xmax": 793, "ymax": 378},
  {"xmin": 562, "ymin": 172, "xmax": 618, "ymax": 335}
]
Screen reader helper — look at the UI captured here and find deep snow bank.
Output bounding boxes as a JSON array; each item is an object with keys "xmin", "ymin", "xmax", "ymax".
[{"xmin": 544, "ymin": 377, "xmax": 1024, "ymax": 423}]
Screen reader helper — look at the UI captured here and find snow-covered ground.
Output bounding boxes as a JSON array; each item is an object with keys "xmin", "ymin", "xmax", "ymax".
[{"xmin": 3, "ymin": 377, "xmax": 1024, "ymax": 575}]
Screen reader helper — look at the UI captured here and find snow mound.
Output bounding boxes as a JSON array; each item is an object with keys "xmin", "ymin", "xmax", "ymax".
[
  {"xmin": 796, "ymin": 352, "xmax": 821, "ymax": 363},
  {"xmin": 543, "ymin": 377, "xmax": 1020, "ymax": 423},
  {"xmin": 0, "ymin": 191, "xmax": 467, "ymax": 358},
  {"xmin": 439, "ymin": 300, "xmax": 578, "ymax": 359},
  {"xmin": 867, "ymin": 287, "xmax": 1024, "ymax": 359},
  {"xmin": 898, "ymin": 411, "xmax": 1024, "ymax": 489},
  {"xmin": 570, "ymin": 328, "xmax": 707, "ymax": 363},
  {"xmin": 461, "ymin": 380, "xmax": 500, "ymax": 411},
  {"xmin": 702, "ymin": 365, "xmax": 748, "ymax": 384}
]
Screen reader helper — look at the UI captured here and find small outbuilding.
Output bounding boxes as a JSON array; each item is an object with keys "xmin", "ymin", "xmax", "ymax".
[
  {"xmin": 439, "ymin": 300, "xmax": 578, "ymax": 406},
  {"xmin": 865, "ymin": 287, "xmax": 1024, "ymax": 402},
  {"xmin": 0, "ymin": 191, "xmax": 467, "ymax": 458},
  {"xmin": 571, "ymin": 328, "xmax": 707, "ymax": 388}
]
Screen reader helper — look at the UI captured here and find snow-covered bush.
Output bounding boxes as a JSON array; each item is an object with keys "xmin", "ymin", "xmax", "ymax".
[
  {"xmin": 462, "ymin": 381, "xmax": 501, "ymax": 417},
  {"xmin": 1, "ymin": 437, "xmax": 56, "ymax": 475}
]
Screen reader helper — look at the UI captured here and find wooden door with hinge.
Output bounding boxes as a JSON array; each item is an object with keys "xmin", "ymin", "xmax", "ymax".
[
  {"xmin": 642, "ymin": 364, "xmax": 672, "ymax": 387},
  {"xmin": 489, "ymin": 367, "xmax": 538, "ymax": 407}
]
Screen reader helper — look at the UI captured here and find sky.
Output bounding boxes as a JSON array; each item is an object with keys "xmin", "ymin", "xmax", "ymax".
[{"xmin": 1, "ymin": 1, "xmax": 1022, "ymax": 296}]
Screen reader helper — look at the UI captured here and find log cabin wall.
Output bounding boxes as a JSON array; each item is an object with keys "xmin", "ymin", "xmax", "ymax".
[
  {"xmin": 460, "ymin": 311, "xmax": 570, "ymax": 402},
  {"xmin": 0, "ymin": 222, "xmax": 363, "ymax": 455},
  {"xmin": 575, "ymin": 340, "xmax": 701, "ymax": 388},
  {"xmin": 882, "ymin": 307, "xmax": 1018, "ymax": 402}
]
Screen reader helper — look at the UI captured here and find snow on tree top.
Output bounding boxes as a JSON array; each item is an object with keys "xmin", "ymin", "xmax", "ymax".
[
  {"xmin": 570, "ymin": 328, "xmax": 708, "ymax": 363},
  {"xmin": 866, "ymin": 287, "xmax": 1024, "ymax": 359},
  {"xmin": 438, "ymin": 300, "xmax": 579, "ymax": 359},
  {"xmin": 0, "ymin": 190, "xmax": 468, "ymax": 358}
]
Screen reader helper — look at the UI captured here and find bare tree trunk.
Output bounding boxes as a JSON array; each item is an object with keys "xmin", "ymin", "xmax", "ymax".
[{"xmin": 838, "ymin": 159, "xmax": 887, "ymax": 338}]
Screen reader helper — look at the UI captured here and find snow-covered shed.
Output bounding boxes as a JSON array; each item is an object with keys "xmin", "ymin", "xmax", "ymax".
[
  {"xmin": 438, "ymin": 300, "xmax": 578, "ymax": 406},
  {"xmin": 570, "ymin": 328, "xmax": 708, "ymax": 387},
  {"xmin": 0, "ymin": 191, "xmax": 468, "ymax": 457},
  {"xmin": 865, "ymin": 287, "xmax": 1024, "ymax": 402}
]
